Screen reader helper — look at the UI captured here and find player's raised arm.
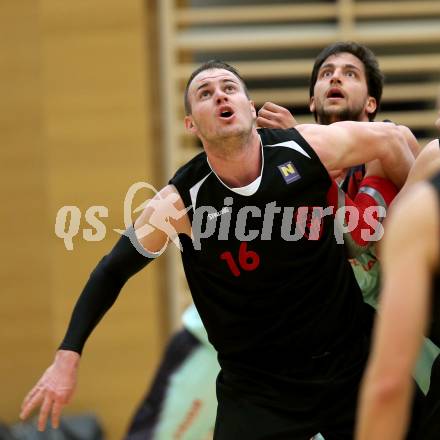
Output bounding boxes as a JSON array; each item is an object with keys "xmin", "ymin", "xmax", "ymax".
[
  {"xmin": 297, "ymin": 121, "xmax": 414, "ymax": 188},
  {"xmin": 19, "ymin": 185, "xmax": 189, "ymax": 432}
]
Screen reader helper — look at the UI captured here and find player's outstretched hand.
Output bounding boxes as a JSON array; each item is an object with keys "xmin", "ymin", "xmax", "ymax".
[
  {"xmin": 256, "ymin": 102, "xmax": 298, "ymax": 129},
  {"xmin": 20, "ymin": 350, "xmax": 80, "ymax": 431}
]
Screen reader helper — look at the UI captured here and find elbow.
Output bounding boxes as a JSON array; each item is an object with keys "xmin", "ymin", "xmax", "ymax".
[
  {"xmin": 364, "ymin": 369, "xmax": 410, "ymax": 408},
  {"xmin": 382, "ymin": 130, "xmax": 413, "ymax": 188},
  {"xmin": 398, "ymin": 125, "xmax": 420, "ymax": 157}
]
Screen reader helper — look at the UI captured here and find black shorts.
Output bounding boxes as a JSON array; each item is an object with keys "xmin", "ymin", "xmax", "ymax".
[
  {"xmin": 214, "ymin": 336, "xmax": 370, "ymax": 440},
  {"xmin": 214, "ymin": 383, "xmax": 362, "ymax": 440}
]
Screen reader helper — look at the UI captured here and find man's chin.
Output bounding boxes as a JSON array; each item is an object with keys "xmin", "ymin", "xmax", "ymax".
[
  {"xmin": 218, "ymin": 124, "xmax": 252, "ymax": 138},
  {"xmin": 318, "ymin": 107, "xmax": 362, "ymax": 124},
  {"xmin": 317, "ymin": 109, "xmax": 345, "ymax": 125}
]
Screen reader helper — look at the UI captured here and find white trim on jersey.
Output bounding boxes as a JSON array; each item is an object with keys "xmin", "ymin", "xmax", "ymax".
[
  {"xmin": 189, "ymin": 172, "xmax": 213, "ymax": 209},
  {"xmin": 265, "ymin": 139, "xmax": 311, "ymax": 159}
]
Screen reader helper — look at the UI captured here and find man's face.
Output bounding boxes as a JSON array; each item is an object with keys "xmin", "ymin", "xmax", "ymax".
[
  {"xmin": 184, "ymin": 68, "xmax": 256, "ymax": 144},
  {"xmin": 310, "ymin": 52, "xmax": 377, "ymax": 124}
]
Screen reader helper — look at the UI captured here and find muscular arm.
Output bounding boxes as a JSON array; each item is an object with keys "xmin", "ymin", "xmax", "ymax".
[
  {"xmin": 296, "ymin": 121, "xmax": 414, "ymax": 188},
  {"xmin": 363, "ymin": 124, "xmax": 420, "ymax": 183},
  {"xmin": 397, "ymin": 124, "xmax": 421, "ymax": 158},
  {"xmin": 20, "ymin": 184, "xmax": 189, "ymax": 431},
  {"xmin": 356, "ymin": 182, "xmax": 439, "ymax": 440},
  {"xmin": 59, "ymin": 185, "xmax": 188, "ymax": 354}
]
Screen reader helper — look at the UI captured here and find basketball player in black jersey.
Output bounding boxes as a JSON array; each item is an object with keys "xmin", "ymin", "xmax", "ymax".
[
  {"xmin": 20, "ymin": 61, "xmax": 414, "ymax": 439},
  {"xmin": 123, "ymin": 42, "xmax": 425, "ymax": 440},
  {"xmin": 356, "ymin": 113, "xmax": 440, "ymax": 439}
]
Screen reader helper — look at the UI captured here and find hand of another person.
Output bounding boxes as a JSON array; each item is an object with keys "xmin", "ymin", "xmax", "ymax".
[
  {"xmin": 20, "ymin": 350, "xmax": 80, "ymax": 431},
  {"xmin": 256, "ymin": 102, "xmax": 298, "ymax": 129}
]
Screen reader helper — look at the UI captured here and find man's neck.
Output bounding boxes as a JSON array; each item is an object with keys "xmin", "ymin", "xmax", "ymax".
[{"xmin": 205, "ymin": 129, "xmax": 261, "ymax": 188}]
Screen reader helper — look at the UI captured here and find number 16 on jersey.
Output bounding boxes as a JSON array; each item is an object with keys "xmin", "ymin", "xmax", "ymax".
[{"xmin": 220, "ymin": 242, "xmax": 260, "ymax": 277}]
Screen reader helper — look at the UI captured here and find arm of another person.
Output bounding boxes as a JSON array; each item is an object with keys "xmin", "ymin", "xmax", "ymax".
[
  {"xmin": 395, "ymin": 139, "xmax": 440, "ymax": 203},
  {"xmin": 397, "ymin": 124, "xmax": 421, "ymax": 158},
  {"xmin": 355, "ymin": 181, "xmax": 439, "ymax": 440},
  {"xmin": 296, "ymin": 121, "xmax": 414, "ymax": 188},
  {"xmin": 256, "ymin": 102, "xmax": 421, "ymax": 161},
  {"xmin": 19, "ymin": 184, "xmax": 190, "ymax": 431}
]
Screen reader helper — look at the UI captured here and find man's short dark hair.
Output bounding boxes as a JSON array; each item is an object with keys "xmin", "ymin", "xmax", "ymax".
[
  {"xmin": 309, "ymin": 42, "xmax": 384, "ymax": 121},
  {"xmin": 184, "ymin": 60, "xmax": 249, "ymax": 115}
]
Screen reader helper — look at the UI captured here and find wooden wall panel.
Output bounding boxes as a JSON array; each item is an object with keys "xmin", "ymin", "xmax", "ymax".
[
  {"xmin": 41, "ymin": 1, "xmax": 165, "ymax": 438},
  {"xmin": 0, "ymin": 0, "xmax": 54, "ymax": 422},
  {"xmin": 0, "ymin": 1, "xmax": 166, "ymax": 439}
]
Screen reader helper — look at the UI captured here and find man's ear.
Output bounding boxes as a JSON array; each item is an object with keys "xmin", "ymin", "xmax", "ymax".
[
  {"xmin": 250, "ymin": 100, "xmax": 257, "ymax": 118},
  {"xmin": 366, "ymin": 96, "xmax": 377, "ymax": 116},
  {"xmin": 184, "ymin": 115, "xmax": 197, "ymax": 134},
  {"xmin": 309, "ymin": 97, "xmax": 315, "ymax": 113}
]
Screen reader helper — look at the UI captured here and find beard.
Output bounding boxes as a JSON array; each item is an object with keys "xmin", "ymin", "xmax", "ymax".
[{"xmin": 315, "ymin": 104, "xmax": 366, "ymax": 125}]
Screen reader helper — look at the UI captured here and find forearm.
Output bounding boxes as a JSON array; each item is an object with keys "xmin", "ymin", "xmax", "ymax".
[
  {"xmin": 59, "ymin": 259, "xmax": 126, "ymax": 353},
  {"xmin": 301, "ymin": 122, "xmax": 412, "ymax": 180},
  {"xmin": 361, "ymin": 307, "xmax": 426, "ymax": 440},
  {"xmin": 356, "ymin": 374, "xmax": 414, "ymax": 440},
  {"xmin": 60, "ymin": 229, "xmax": 155, "ymax": 354},
  {"xmin": 357, "ymin": 200, "xmax": 433, "ymax": 440}
]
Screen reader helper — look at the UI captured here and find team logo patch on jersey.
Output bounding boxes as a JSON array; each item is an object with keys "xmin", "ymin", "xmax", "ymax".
[{"xmin": 277, "ymin": 161, "xmax": 301, "ymax": 184}]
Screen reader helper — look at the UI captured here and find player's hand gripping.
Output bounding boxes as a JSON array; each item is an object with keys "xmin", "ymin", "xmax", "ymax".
[
  {"xmin": 256, "ymin": 102, "xmax": 298, "ymax": 129},
  {"xmin": 20, "ymin": 350, "xmax": 80, "ymax": 431}
]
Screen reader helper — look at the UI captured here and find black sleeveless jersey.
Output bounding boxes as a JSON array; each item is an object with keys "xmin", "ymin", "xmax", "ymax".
[
  {"xmin": 169, "ymin": 128, "xmax": 366, "ymax": 372},
  {"xmin": 429, "ymin": 140, "xmax": 440, "ymax": 346}
]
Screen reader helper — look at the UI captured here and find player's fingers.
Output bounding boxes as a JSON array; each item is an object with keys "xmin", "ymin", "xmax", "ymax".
[
  {"xmin": 21, "ymin": 384, "xmax": 40, "ymax": 410},
  {"xmin": 20, "ymin": 388, "xmax": 45, "ymax": 420},
  {"xmin": 255, "ymin": 116, "xmax": 280, "ymax": 129},
  {"xmin": 257, "ymin": 108, "xmax": 276, "ymax": 121},
  {"xmin": 37, "ymin": 394, "xmax": 53, "ymax": 432},
  {"xmin": 51, "ymin": 400, "xmax": 64, "ymax": 429},
  {"xmin": 261, "ymin": 101, "xmax": 287, "ymax": 112}
]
